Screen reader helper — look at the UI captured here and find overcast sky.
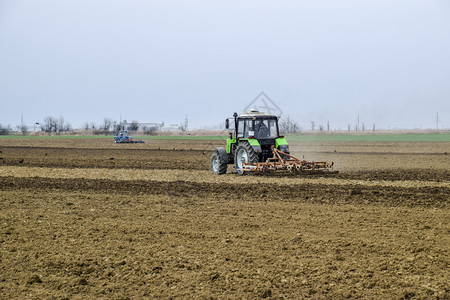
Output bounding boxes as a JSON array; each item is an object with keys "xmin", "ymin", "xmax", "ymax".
[{"xmin": 1, "ymin": 0, "xmax": 449, "ymax": 130}]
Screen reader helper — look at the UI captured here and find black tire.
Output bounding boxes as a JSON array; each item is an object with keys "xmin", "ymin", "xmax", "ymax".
[
  {"xmin": 211, "ymin": 151, "xmax": 227, "ymax": 175},
  {"xmin": 234, "ymin": 141, "xmax": 259, "ymax": 171}
]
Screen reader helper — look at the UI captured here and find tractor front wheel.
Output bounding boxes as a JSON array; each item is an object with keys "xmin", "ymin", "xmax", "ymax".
[
  {"xmin": 211, "ymin": 150, "xmax": 227, "ymax": 175},
  {"xmin": 234, "ymin": 142, "xmax": 259, "ymax": 171}
]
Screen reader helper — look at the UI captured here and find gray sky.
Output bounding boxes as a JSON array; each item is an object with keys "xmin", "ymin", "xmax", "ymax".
[{"xmin": 1, "ymin": 0, "xmax": 449, "ymax": 130}]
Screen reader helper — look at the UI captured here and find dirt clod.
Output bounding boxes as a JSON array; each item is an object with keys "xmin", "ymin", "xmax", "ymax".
[
  {"xmin": 77, "ymin": 278, "xmax": 88, "ymax": 286},
  {"xmin": 27, "ymin": 275, "xmax": 42, "ymax": 285}
]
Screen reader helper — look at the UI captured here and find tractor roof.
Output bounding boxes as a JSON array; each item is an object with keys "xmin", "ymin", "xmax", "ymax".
[{"xmin": 239, "ymin": 109, "xmax": 278, "ymax": 118}]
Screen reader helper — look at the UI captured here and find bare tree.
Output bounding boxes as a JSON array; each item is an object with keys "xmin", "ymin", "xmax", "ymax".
[
  {"xmin": 0, "ymin": 124, "xmax": 10, "ymax": 135},
  {"xmin": 114, "ymin": 122, "xmax": 122, "ymax": 132},
  {"xmin": 128, "ymin": 121, "xmax": 139, "ymax": 131},
  {"xmin": 143, "ymin": 126, "xmax": 157, "ymax": 136},
  {"xmin": 319, "ymin": 124, "xmax": 324, "ymax": 132},
  {"xmin": 57, "ymin": 116, "xmax": 64, "ymax": 132},
  {"xmin": 102, "ymin": 118, "xmax": 113, "ymax": 131},
  {"xmin": 64, "ymin": 122, "xmax": 72, "ymax": 132},
  {"xmin": 279, "ymin": 115, "xmax": 301, "ymax": 134},
  {"xmin": 20, "ymin": 124, "xmax": 28, "ymax": 136},
  {"xmin": 56, "ymin": 116, "xmax": 71, "ymax": 132},
  {"xmin": 81, "ymin": 122, "xmax": 91, "ymax": 131},
  {"xmin": 311, "ymin": 121, "xmax": 315, "ymax": 131},
  {"xmin": 57, "ymin": 117, "xmax": 64, "ymax": 133},
  {"xmin": 41, "ymin": 116, "xmax": 58, "ymax": 133},
  {"xmin": 19, "ymin": 114, "xmax": 27, "ymax": 135}
]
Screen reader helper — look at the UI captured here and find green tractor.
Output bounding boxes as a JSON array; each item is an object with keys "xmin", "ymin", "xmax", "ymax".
[{"xmin": 211, "ymin": 110, "xmax": 290, "ymax": 175}]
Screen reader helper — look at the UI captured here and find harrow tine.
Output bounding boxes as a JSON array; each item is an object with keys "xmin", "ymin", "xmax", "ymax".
[{"xmin": 239, "ymin": 147, "xmax": 338, "ymax": 175}]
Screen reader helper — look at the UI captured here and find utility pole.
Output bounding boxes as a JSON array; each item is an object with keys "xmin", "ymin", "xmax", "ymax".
[
  {"xmin": 436, "ymin": 112, "xmax": 439, "ymax": 132},
  {"xmin": 21, "ymin": 113, "xmax": 25, "ymax": 135},
  {"xmin": 357, "ymin": 114, "xmax": 360, "ymax": 131}
]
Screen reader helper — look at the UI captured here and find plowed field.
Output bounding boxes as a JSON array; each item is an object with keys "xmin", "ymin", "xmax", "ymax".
[{"xmin": 0, "ymin": 138, "xmax": 449, "ymax": 299}]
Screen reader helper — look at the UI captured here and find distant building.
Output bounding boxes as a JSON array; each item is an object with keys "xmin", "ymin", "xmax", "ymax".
[
  {"xmin": 119, "ymin": 121, "xmax": 164, "ymax": 131},
  {"xmin": 140, "ymin": 122, "xmax": 164, "ymax": 131},
  {"xmin": 161, "ymin": 124, "xmax": 182, "ymax": 132}
]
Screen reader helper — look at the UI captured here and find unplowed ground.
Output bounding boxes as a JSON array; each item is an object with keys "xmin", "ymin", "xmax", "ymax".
[{"xmin": 0, "ymin": 138, "xmax": 449, "ymax": 299}]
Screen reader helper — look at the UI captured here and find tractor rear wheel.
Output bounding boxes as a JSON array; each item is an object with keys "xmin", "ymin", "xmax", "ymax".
[
  {"xmin": 234, "ymin": 142, "xmax": 259, "ymax": 171},
  {"xmin": 211, "ymin": 150, "xmax": 227, "ymax": 175}
]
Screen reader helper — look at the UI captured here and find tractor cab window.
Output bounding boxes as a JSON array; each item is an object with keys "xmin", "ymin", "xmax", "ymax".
[
  {"xmin": 268, "ymin": 120, "xmax": 277, "ymax": 137},
  {"xmin": 237, "ymin": 119, "xmax": 255, "ymax": 138},
  {"xmin": 237, "ymin": 120, "xmax": 245, "ymax": 138},
  {"xmin": 243, "ymin": 119, "xmax": 254, "ymax": 138},
  {"xmin": 255, "ymin": 119, "xmax": 277, "ymax": 138}
]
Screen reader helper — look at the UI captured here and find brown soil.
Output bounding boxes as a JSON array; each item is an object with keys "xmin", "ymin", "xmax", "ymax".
[{"xmin": 0, "ymin": 138, "xmax": 449, "ymax": 299}]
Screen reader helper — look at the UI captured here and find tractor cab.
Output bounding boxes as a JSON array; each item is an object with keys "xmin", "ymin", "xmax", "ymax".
[
  {"xmin": 118, "ymin": 131, "xmax": 128, "ymax": 138},
  {"xmin": 230, "ymin": 110, "xmax": 289, "ymax": 164},
  {"xmin": 226, "ymin": 110, "xmax": 280, "ymax": 139},
  {"xmin": 234, "ymin": 112, "xmax": 279, "ymax": 140},
  {"xmin": 224, "ymin": 110, "xmax": 289, "ymax": 162},
  {"xmin": 115, "ymin": 131, "xmax": 131, "ymax": 142}
]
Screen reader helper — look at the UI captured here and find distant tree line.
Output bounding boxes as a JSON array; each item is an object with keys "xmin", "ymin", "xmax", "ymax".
[
  {"xmin": 79, "ymin": 118, "xmax": 159, "ymax": 135},
  {"xmin": 2, "ymin": 115, "xmax": 300, "ymax": 136},
  {"xmin": 6, "ymin": 116, "xmax": 158, "ymax": 136},
  {"xmin": 0, "ymin": 124, "xmax": 11, "ymax": 135}
]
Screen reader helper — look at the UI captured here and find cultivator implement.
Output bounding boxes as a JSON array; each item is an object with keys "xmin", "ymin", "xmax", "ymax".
[
  {"xmin": 115, "ymin": 138, "xmax": 144, "ymax": 144},
  {"xmin": 237, "ymin": 147, "xmax": 338, "ymax": 175}
]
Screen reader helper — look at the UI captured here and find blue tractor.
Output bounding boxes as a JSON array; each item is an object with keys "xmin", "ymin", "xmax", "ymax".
[{"xmin": 114, "ymin": 131, "xmax": 144, "ymax": 143}]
